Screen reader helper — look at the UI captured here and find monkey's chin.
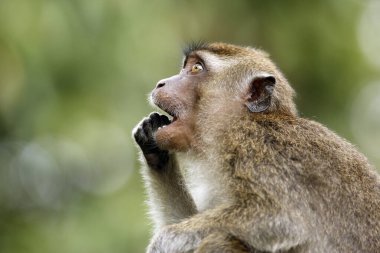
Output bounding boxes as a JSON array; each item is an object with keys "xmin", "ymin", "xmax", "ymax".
[{"xmin": 155, "ymin": 120, "xmax": 192, "ymax": 152}]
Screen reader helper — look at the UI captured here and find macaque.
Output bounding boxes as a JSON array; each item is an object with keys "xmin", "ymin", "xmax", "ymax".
[{"xmin": 133, "ymin": 42, "xmax": 380, "ymax": 253}]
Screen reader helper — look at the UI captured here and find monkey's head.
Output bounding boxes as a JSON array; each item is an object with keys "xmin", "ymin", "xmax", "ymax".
[{"xmin": 150, "ymin": 42, "xmax": 297, "ymax": 152}]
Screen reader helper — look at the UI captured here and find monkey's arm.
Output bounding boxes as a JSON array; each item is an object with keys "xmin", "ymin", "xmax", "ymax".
[
  {"xmin": 147, "ymin": 203, "xmax": 310, "ymax": 253},
  {"xmin": 133, "ymin": 113, "xmax": 197, "ymax": 229}
]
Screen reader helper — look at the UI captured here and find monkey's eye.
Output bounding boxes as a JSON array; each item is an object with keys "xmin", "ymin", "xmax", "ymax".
[{"xmin": 190, "ymin": 63, "xmax": 204, "ymax": 73}]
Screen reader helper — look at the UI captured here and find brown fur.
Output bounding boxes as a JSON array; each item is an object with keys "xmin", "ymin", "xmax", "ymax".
[{"xmin": 133, "ymin": 42, "xmax": 380, "ymax": 253}]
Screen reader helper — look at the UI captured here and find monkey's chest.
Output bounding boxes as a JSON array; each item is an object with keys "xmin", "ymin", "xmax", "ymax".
[{"xmin": 185, "ymin": 163, "xmax": 231, "ymax": 212}]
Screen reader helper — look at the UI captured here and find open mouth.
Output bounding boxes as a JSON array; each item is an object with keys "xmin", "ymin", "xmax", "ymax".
[
  {"xmin": 155, "ymin": 104, "xmax": 179, "ymax": 129},
  {"xmin": 166, "ymin": 111, "xmax": 178, "ymax": 123},
  {"xmin": 162, "ymin": 112, "xmax": 178, "ymax": 126}
]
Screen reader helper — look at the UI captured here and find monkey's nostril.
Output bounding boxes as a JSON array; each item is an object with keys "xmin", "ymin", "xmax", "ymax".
[{"xmin": 156, "ymin": 82, "xmax": 165, "ymax": 89}]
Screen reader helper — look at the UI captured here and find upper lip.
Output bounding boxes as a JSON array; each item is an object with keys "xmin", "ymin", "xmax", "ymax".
[
  {"xmin": 151, "ymin": 91, "xmax": 179, "ymax": 122},
  {"xmin": 164, "ymin": 108, "xmax": 175, "ymax": 118},
  {"xmin": 154, "ymin": 102, "xmax": 177, "ymax": 122}
]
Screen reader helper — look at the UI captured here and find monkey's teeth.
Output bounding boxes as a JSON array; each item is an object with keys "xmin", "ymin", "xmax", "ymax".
[{"xmin": 162, "ymin": 125, "xmax": 167, "ymax": 128}]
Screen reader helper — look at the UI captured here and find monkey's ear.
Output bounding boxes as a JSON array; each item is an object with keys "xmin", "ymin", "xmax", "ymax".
[{"xmin": 244, "ymin": 74, "xmax": 276, "ymax": 113}]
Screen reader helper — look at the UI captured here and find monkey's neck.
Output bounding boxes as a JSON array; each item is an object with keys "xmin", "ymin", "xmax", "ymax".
[{"xmin": 195, "ymin": 112, "xmax": 294, "ymax": 149}]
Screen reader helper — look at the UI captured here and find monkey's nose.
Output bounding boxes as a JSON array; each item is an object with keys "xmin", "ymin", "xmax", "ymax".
[{"xmin": 156, "ymin": 82, "xmax": 166, "ymax": 89}]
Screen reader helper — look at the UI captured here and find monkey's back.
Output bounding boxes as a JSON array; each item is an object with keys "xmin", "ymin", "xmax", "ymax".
[
  {"xmin": 221, "ymin": 115, "xmax": 380, "ymax": 252},
  {"xmin": 285, "ymin": 118, "xmax": 380, "ymax": 251}
]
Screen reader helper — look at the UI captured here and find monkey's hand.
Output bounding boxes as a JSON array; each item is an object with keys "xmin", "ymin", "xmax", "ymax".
[{"xmin": 133, "ymin": 112, "xmax": 171, "ymax": 171}]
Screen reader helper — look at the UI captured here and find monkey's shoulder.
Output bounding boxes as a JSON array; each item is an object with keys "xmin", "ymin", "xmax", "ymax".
[
  {"xmin": 227, "ymin": 116, "xmax": 373, "ymax": 170},
  {"xmin": 252, "ymin": 117, "xmax": 354, "ymax": 149}
]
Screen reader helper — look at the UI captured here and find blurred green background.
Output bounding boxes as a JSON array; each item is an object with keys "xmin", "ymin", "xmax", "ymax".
[{"xmin": 0, "ymin": 0, "xmax": 379, "ymax": 252}]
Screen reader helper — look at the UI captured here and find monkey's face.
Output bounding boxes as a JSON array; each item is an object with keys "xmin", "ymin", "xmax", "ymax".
[
  {"xmin": 149, "ymin": 42, "xmax": 296, "ymax": 152},
  {"xmin": 150, "ymin": 55, "xmax": 207, "ymax": 151}
]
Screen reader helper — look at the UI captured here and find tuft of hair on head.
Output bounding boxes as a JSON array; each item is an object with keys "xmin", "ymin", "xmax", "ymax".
[
  {"xmin": 182, "ymin": 41, "xmax": 209, "ymax": 57},
  {"xmin": 184, "ymin": 41, "xmax": 248, "ymax": 58}
]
